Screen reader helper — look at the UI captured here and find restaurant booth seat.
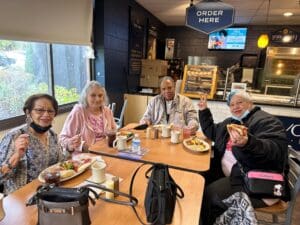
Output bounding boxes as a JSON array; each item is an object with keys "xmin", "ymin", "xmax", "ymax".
[{"xmin": 255, "ymin": 147, "xmax": 300, "ymax": 225}]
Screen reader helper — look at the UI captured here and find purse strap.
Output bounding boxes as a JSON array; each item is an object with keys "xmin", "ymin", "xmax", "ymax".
[
  {"xmin": 84, "ymin": 184, "xmax": 138, "ymax": 207},
  {"xmin": 129, "ymin": 163, "xmax": 153, "ymax": 225},
  {"xmin": 129, "ymin": 163, "xmax": 184, "ymax": 225}
]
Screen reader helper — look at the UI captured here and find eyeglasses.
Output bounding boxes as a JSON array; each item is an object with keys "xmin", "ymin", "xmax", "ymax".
[{"xmin": 32, "ymin": 108, "xmax": 55, "ymax": 116}]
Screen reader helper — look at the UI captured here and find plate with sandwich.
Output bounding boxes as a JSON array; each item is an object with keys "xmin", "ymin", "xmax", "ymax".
[
  {"xmin": 117, "ymin": 131, "xmax": 134, "ymax": 141},
  {"xmin": 38, "ymin": 154, "xmax": 96, "ymax": 183},
  {"xmin": 183, "ymin": 137, "xmax": 210, "ymax": 153},
  {"xmin": 226, "ymin": 124, "xmax": 248, "ymax": 136}
]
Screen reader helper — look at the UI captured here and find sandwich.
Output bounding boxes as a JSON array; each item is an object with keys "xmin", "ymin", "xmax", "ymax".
[{"xmin": 226, "ymin": 124, "xmax": 248, "ymax": 136}]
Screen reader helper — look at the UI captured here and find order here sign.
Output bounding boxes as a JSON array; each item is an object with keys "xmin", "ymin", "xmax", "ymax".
[{"xmin": 186, "ymin": 1, "xmax": 235, "ymax": 34}]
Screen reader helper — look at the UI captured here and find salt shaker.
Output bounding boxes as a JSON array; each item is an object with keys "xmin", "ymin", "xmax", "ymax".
[
  {"xmin": 146, "ymin": 127, "xmax": 151, "ymax": 139},
  {"xmin": 112, "ymin": 176, "xmax": 119, "ymax": 197}
]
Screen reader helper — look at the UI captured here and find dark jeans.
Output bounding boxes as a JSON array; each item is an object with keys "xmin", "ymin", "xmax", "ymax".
[{"xmin": 200, "ymin": 175, "xmax": 267, "ymax": 225}]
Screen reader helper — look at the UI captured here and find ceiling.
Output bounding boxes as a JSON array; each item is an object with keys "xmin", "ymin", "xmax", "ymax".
[{"xmin": 136, "ymin": 0, "xmax": 300, "ymax": 26}]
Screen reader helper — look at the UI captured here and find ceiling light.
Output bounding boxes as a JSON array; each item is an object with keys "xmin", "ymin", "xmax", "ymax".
[
  {"xmin": 283, "ymin": 12, "xmax": 293, "ymax": 17},
  {"xmin": 282, "ymin": 35, "xmax": 292, "ymax": 43}
]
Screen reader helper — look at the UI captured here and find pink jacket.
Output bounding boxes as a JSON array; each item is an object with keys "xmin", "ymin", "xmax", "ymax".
[{"xmin": 59, "ymin": 104, "xmax": 116, "ymax": 149}]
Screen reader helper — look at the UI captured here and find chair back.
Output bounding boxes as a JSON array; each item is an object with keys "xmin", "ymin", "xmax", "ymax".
[
  {"xmin": 285, "ymin": 147, "xmax": 300, "ymax": 225},
  {"xmin": 114, "ymin": 99, "xmax": 128, "ymax": 129}
]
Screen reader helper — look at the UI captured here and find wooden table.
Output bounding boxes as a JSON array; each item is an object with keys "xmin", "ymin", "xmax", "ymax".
[
  {"xmin": 89, "ymin": 124, "xmax": 211, "ymax": 173},
  {"xmin": 1, "ymin": 156, "xmax": 204, "ymax": 225}
]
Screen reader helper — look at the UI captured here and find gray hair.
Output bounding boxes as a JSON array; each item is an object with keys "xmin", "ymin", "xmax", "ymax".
[
  {"xmin": 160, "ymin": 76, "xmax": 175, "ymax": 86},
  {"xmin": 227, "ymin": 90, "xmax": 252, "ymax": 106},
  {"xmin": 79, "ymin": 80, "xmax": 109, "ymax": 108}
]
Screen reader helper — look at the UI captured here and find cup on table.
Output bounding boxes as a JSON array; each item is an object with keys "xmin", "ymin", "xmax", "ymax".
[
  {"xmin": 161, "ymin": 125, "xmax": 171, "ymax": 138},
  {"xmin": 171, "ymin": 130, "xmax": 181, "ymax": 144},
  {"xmin": 44, "ymin": 170, "xmax": 60, "ymax": 185},
  {"xmin": 106, "ymin": 130, "xmax": 117, "ymax": 147},
  {"xmin": 91, "ymin": 161, "xmax": 106, "ymax": 183},
  {"xmin": 113, "ymin": 135, "xmax": 127, "ymax": 150},
  {"xmin": 182, "ymin": 126, "xmax": 193, "ymax": 139}
]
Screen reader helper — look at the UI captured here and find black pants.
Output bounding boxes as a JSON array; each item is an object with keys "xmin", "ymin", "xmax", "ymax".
[{"xmin": 200, "ymin": 176, "xmax": 267, "ymax": 225}]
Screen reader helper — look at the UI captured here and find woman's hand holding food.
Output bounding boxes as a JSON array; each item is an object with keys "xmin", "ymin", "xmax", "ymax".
[{"xmin": 227, "ymin": 124, "xmax": 248, "ymax": 147}]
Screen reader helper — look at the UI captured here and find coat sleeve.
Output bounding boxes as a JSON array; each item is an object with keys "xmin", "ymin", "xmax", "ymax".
[
  {"xmin": 59, "ymin": 106, "xmax": 84, "ymax": 149},
  {"xmin": 140, "ymin": 97, "xmax": 155, "ymax": 124},
  {"xmin": 244, "ymin": 117, "xmax": 287, "ymax": 163}
]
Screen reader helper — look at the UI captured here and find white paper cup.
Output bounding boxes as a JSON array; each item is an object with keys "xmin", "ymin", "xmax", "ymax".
[{"xmin": 91, "ymin": 161, "xmax": 106, "ymax": 183}]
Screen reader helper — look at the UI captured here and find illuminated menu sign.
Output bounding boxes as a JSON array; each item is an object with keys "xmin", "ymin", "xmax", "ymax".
[{"xmin": 186, "ymin": 1, "xmax": 235, "ymax": 34}]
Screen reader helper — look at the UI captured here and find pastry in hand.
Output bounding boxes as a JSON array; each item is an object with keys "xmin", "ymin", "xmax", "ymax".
[{"xmin": 227, "ymin": 124, "xmax": 248, "ymax": 136}]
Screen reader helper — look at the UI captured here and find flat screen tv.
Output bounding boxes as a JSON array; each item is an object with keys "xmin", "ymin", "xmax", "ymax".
[{"xmin": 208, "ymin": 28, "xmax": 248, "ymax": 50}]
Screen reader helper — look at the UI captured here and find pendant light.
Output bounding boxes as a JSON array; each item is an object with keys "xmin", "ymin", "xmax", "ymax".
[
  {"xmin": 257, "ymin": 34, "xmax": 269, "ymax": 48},
  {"xmin": 257, "ymin": 0, "xmax": 270, "ymax": 48}
]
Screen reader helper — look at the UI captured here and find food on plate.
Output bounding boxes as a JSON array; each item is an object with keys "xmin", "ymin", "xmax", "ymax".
[
  {"xmin": 117, "ymin": 131, "xmax": 134, "ymax": 140},
  {"xmin": 39, "ymin": 155, "xmax": 95, "ymax": 183},
  {"xmin": 60, "ymin": 169, "xmax": 76, "ymax": 179},
  {"xmin": 183, "ymin": 137, "xmax": 209, "ymax": 152},
  {"xmin": 226, "ymin": 124, "xmax": 248, "ymax": 136},
  {"xmin": 60, "ymin": 158, "xmax": 92, "ymax": 172}
]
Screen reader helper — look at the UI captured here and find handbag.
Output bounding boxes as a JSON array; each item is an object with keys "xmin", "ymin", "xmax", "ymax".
[
  {"xmin": 130, "ymin": 163, "xmax": 184, "ymax": 225},
  {"xmin": 27, "ymin": 184, "xmax": 138, "ymax": 225},
  {"xmin": 239, "ymin": 162, "xmax": 287, "ymax": 199}
]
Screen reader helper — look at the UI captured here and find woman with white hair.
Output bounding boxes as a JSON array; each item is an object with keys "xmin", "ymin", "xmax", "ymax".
[
  {"xmin": 60, "ymin": 81, "xmax": 116, "ymax": 152},
  {"xmin": 198, "ymin": 90, "xmax": 289, "ymax": 225}
]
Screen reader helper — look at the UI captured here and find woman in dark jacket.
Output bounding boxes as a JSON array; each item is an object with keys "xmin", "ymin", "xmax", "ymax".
[{"xmin": 198, "ymin": 90, "xmax": 289, "ymax": 225}]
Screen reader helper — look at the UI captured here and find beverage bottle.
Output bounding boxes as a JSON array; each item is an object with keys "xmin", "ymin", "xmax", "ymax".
[{"xmin": 131, "ymin": 134, "xmax": 141, "ymax": 152}]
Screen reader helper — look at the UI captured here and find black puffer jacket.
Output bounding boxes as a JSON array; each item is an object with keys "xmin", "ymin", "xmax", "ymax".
[{"xmin": 199, "ymin": 106, "xmax": 288, "ymax": 174}]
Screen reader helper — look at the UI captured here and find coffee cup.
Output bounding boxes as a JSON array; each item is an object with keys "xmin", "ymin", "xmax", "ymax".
[
  {"xmin": 161, "ymin": 125, "xmax": 171, "ymax": 138},
  {"xmin": 91, "ymin": 161, "xmax": 106, "ymax": 183},
  {"xmin": 171, "ymin": 130, "xmax": 181, "ymax": 144},
  {"xmin": 113, "ymin": 135, "xmax": 127, "ymax": 150},
  {"xmin": 106, "ymin": 130, "xmax": 117, "ymax": 147}
]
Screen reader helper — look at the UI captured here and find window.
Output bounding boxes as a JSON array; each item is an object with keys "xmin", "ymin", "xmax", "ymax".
[{"xmin": 0, "ymin": 39, "xmax": 90, "ymax": 122}]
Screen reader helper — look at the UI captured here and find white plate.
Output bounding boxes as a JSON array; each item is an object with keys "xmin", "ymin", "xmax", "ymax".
[
  {"xmin": 38, "ymin": 155, "xmax": 96, "ymax": 183},
  {"xmin": 183, "ymin": 137, "xmax": 210, "ymax": 153}
]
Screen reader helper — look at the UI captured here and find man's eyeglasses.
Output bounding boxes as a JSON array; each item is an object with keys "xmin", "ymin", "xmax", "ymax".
[{"xmin": 33, "ymin": 108, "xmax": 55, "ymax": 116}]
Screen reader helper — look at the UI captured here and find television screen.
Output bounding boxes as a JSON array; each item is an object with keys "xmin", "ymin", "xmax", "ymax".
[{"xmin": 208, "ymin": 28, "xmax": 248, "ymax": 50}]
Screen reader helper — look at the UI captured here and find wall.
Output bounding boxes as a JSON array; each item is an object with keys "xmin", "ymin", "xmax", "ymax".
[
  {"xmin": 93, "ymin": 0, "xmax": 166, "ymax": 117},
  {"xmin": 165, "ymin": 25, "xmax": 300, "ymax": 69},
  {"xmin": 0, "ymin": 112, "xmax": 69, "ymax": 140}
]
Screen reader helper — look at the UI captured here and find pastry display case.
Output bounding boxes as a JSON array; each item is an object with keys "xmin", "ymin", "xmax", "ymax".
[{"xmin": 180, "ymin": 65, "xmax": 218, "ymax": 99}]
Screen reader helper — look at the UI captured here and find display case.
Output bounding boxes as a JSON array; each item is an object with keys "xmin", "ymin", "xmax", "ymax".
[{"xmin": 180, "ymin": 65, "xmax": 218, "ymax": 99}]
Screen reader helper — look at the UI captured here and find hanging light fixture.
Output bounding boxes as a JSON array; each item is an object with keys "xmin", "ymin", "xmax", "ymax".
[
  {"xmin": 257, "ymin": 0, "xmax": 270, "ymax": 48},
  {"xmin": 257, "ymin": 34, "xmax": 269, "ymax": 48}
]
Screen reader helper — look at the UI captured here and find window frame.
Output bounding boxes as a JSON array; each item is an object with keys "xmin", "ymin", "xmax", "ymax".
[{"xmin": 0, "ymin": 43, "xmax": 93, "ymax": 131}]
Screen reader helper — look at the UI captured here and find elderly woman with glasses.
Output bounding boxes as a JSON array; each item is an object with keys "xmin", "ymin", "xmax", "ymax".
[
  {"xmin": 0, "ymin": 94, "xmax": 64, "ymax": 194},
  {"xmin": 197, "ymin": 90, "xmax": 289, "ymax": 225},
  {"xmin": 60, "ymin": 81, "xmax": 116, "ymax": 152}
]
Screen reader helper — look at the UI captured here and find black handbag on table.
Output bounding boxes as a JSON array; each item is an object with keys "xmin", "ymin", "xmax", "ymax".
[
  {"xmin": 130, "ymin": 163, "xmax": 184, "ymax": 225},
  {"xmin": 27, "ymin": 184, "xmax": 138, "ymax": 225}
]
